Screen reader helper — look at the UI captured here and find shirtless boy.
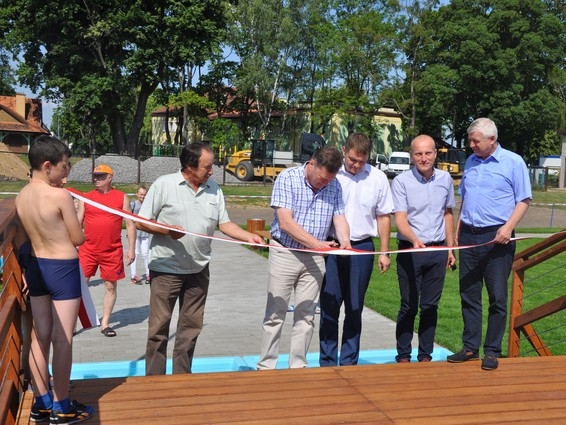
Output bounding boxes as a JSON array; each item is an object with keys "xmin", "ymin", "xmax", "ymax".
[{"xmin": 16, "ymin": 135, "xmax": 94, "ymax": 424}]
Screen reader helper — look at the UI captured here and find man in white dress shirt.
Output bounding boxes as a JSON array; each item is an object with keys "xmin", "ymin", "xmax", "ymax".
[{"xmin": 319, "ymin": 133, "xmax": 394, "ymax": 366}]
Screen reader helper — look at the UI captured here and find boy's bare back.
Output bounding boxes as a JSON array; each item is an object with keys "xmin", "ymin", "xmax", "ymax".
[{"xmin": 16, "ymin": 173, "xmax": 84, "ymax": 260}]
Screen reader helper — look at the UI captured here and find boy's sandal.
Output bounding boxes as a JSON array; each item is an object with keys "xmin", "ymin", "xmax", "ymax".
[{"xmin": 100, "ymin": 327, "xmax": 117, "ymax": 337}]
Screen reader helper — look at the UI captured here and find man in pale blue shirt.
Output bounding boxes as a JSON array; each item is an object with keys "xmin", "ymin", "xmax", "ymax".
[
  {"xmin": 392, "ymin": 135, "xmax": 456, "ymax": 363},
  {"xmin": 447, "ymin": 118, "xmax": 531, "ymax": 371}
]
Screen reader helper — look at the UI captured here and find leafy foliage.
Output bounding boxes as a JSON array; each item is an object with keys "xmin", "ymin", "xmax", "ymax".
[
  {"xmin": 0, "ymin": 54, "xmax": 15, "ymax": 96},
  {"xmin": 398, "ymin": 0, "xmax": 566, "ymax": 152},
  {"xmin": 2, "ymin": 0, "xmax": 230, "ymax": 154},
  {"xmin": 1, "ymin": 0, "xmax": 565, "ymax": 161}
]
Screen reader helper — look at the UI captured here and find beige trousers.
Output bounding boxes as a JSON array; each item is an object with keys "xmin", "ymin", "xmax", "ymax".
[{"xmin": 257, "ymin": 245, "xmax": 326, "ymax": 370}]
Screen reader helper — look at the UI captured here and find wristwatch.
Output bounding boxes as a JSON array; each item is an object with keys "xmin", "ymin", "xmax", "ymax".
[{"xmin": 380, "ymin": 253, "xmax": 391, "ymax": 258}]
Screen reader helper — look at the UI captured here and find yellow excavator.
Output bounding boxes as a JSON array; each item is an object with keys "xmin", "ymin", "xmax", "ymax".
[
  {"xmin": 225, "ymin": 133, "xmax": 325, "ymax": 181},
  {"xmin": 436, "ymin": 147, "xmax": 466, "ymax": 177}
]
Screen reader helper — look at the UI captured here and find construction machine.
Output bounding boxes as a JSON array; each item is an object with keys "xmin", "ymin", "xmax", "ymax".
[
  {"xmin": 436, "ymin": 147, "xmax": 466, "ymax": 177},
  {"xmin": 225, "ymin": 133, "xmax": 325, "ymax": 182}
]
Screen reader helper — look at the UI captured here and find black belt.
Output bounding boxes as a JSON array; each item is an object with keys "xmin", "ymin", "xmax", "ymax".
[
  {"xmin": 350, "ymin": 237, "xmax": 373, "ymax": 246},
  {"xmin": 271, "ymin": 236, "xmax": 286, "ymax": 247},
  {"xmin": 398, "ymin": 239, "xmax": 445, "ymax": 249},
  {"xmin": 327, "ymin": 236, "xmax": 372, "ymax": 246},
  {"xmin": 460, "ymin": 222, "xmax": 501, "ymax": 234},
  {"xmin": 425, "ymin": 240, "xmax": 446, "ymax": 246}
]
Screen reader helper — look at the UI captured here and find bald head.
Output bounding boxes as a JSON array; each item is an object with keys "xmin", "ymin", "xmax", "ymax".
[
  {"xmin": 411, "ymin": 135, "xmax": 436, "ymax": 153},
  {"xmin": 410, "ymin": 134, "xmax": 437, "ymax": 179}
]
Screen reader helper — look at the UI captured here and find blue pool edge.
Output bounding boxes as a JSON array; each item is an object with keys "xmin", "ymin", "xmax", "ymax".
[{"xmin": 70, "ymin": 347, "xmax": 454, "ymax": 379}]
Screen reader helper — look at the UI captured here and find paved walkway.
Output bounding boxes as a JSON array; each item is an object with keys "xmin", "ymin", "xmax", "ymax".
[
  {"xmin": 72, "ymin": 229, "xmax": 413, "ymax": 365},
  {"xmin": 72, "ymin": 204, "xmax": 566, "ymax": 366},
  {"xmin": 72, "ymin": 205, "xmax": 418, "ymax": 366}
]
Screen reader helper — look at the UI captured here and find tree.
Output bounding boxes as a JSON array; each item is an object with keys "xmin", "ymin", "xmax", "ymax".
[
  {"xmin": 1, "ymin": 0, "xmax": 230, "ymax": 154},
  {"xmin": 330, "ymin": 1, "xmax": 398, "ymax": 105},
  {"xmin": 415, "ymin": 0, "xmax": 566, "ymax": 154},
  {"xmin": 311, "ymin": 0, "xmax": 399, "ymax": 138},
  {"xmin": 228, "ymin": 0, "xmax": 305, "ymax": 139},
  {"xmin": 0, "ymin": 49, "xmax": 15, "ymax": 96},
  {"xmin": 380, "ymin": 0, "xmax": 441, "ymax": 143},
  {"xmin": 223, "ymin": 0, "xmax": 398, "ymax": 148},
  {"xmin": 526, "ymin": 129, "xmax": 561, "ymax": 165}
]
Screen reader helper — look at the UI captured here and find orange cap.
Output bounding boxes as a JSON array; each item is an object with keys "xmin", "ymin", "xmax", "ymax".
[{"xmin": 92, "ymin": 164, "xmax": 114, "ymax": 175}]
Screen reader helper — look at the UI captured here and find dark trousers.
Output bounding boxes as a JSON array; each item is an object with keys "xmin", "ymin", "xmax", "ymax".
[
  {"xmin": 319, "ymin": 239, "xmax": 374, "ymax": 366},
  {"xmin": 145, "ymin": 265, "xmax": 210, "ymax": 375},
  {"xmin": 459, "ymin": 228, "xmax": 515, "ymax": 357},
  {"xmin": 395, "ymin": 247, "xmax": 447, "ymax": 361}
]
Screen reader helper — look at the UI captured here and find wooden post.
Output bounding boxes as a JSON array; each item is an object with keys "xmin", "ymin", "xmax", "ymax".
[
  {"xmin": 247, "ymin": 219, "xmax": 265, "ymax": 234},
  {"xmin": 508, "ymin": 267, "xmax": 525, "ymax": 358}
]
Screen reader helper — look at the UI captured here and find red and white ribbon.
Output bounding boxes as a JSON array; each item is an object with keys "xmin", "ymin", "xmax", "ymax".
[
  {"xmin": 66, "ymin": 187, "xmax": 540, "ymax": 257},
  {"xmin": 77, "ymin": 267, "xmax": 99, "ymax": 329}
]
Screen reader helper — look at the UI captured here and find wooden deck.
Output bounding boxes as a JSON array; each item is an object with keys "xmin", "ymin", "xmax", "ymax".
[{"xmin": 16, "ymin": 356, "xmax": 566, "ymax": 424}]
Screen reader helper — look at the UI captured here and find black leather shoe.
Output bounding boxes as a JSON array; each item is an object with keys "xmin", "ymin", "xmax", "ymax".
[
  {"xmin": 446, "ymin": 349, "xmax": 479, "ymax": 363},
  {"xmin": 481, "ymin": 355, "xmax": 499, "ymax": 370}
]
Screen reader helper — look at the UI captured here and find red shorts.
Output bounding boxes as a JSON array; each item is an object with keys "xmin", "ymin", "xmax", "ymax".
[{"xmin": 79, "ymin": 247, "xmax": 125, "ymax": 282}]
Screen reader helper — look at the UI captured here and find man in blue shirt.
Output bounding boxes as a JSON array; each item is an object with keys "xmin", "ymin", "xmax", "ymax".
[
  {"xmin": 447, "ymin": 118, "xmax": 531, "ymax": 370},
  {"xmin": 392, "ymin": 134, "xmax": 456, "ymax": 363},
  {"xmin": 257, "ymin": 147, "xmax": 351, "ymax": 370}
]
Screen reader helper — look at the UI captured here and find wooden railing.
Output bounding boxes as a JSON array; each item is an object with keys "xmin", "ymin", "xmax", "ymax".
[
  {"xmin": 0, "ymin": 198, "xmax": 27, "ymax": 425},
  {"xmin": 508, "ymin": 230, "xmax": 566, "ymax": 357}
]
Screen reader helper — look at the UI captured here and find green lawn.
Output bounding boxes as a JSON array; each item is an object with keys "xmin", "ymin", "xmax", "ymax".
[
  {"xmin": 531, "ymin": 189, "xmax": 566, "ymax": 209},
  {"xmin": 0, "ymin": 180, "xmax": 273, "ymax": 202},
  {"xmin": 1, "ymin": 179, "xmax": 565, "ymax": 205},
  {"xmin": 247, "ymin": 233, "xmax": 566, "ymax": 357},
  {"xmin": 365, "ymin": 238, "xmax": 566, "ymax": 358}
]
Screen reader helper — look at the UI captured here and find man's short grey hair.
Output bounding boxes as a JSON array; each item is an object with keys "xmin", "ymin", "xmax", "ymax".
[{"xmin": 467, "ymin": 118, "xmax": 498, "ymax": 141}]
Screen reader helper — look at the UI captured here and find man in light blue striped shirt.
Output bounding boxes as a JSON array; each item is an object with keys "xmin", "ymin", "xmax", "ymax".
[{"xmin": 257, "ymin": 147, "xmax": 350, "ymax": 369}]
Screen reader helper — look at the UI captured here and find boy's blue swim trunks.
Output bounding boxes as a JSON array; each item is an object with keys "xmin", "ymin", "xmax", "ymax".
[{"xmin": 26, "ymin": 257, "xmax": 82, "ymax": 300}]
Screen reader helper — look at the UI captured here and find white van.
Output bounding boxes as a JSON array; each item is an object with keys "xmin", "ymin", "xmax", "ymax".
[
  {"xmin": 375, "ymin": 154, "xmax": 389, "ymax": 172},
  {"xmin": 386, "ymin": 151, "xmax": 411, "ymax": 178}
]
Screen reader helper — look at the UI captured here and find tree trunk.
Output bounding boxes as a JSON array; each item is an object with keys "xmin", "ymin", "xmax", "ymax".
[
  {"xmin": 126, "ymin": 80, "xmax": 158, "ymax": 156},
  {"xmin": 107, "ymin": 111, "xmax": 127, "ymax": 154}
]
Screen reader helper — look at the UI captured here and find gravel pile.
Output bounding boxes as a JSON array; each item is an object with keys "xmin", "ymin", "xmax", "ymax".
[{"xmin": 68, "ymin": 155, "xmax": 242, "ymax": 185}]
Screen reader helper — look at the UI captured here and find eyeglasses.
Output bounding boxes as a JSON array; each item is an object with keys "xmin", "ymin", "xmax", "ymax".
[{"xmin": 92, "ymin": 173, "xmax": 108, "ymax": 179}]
